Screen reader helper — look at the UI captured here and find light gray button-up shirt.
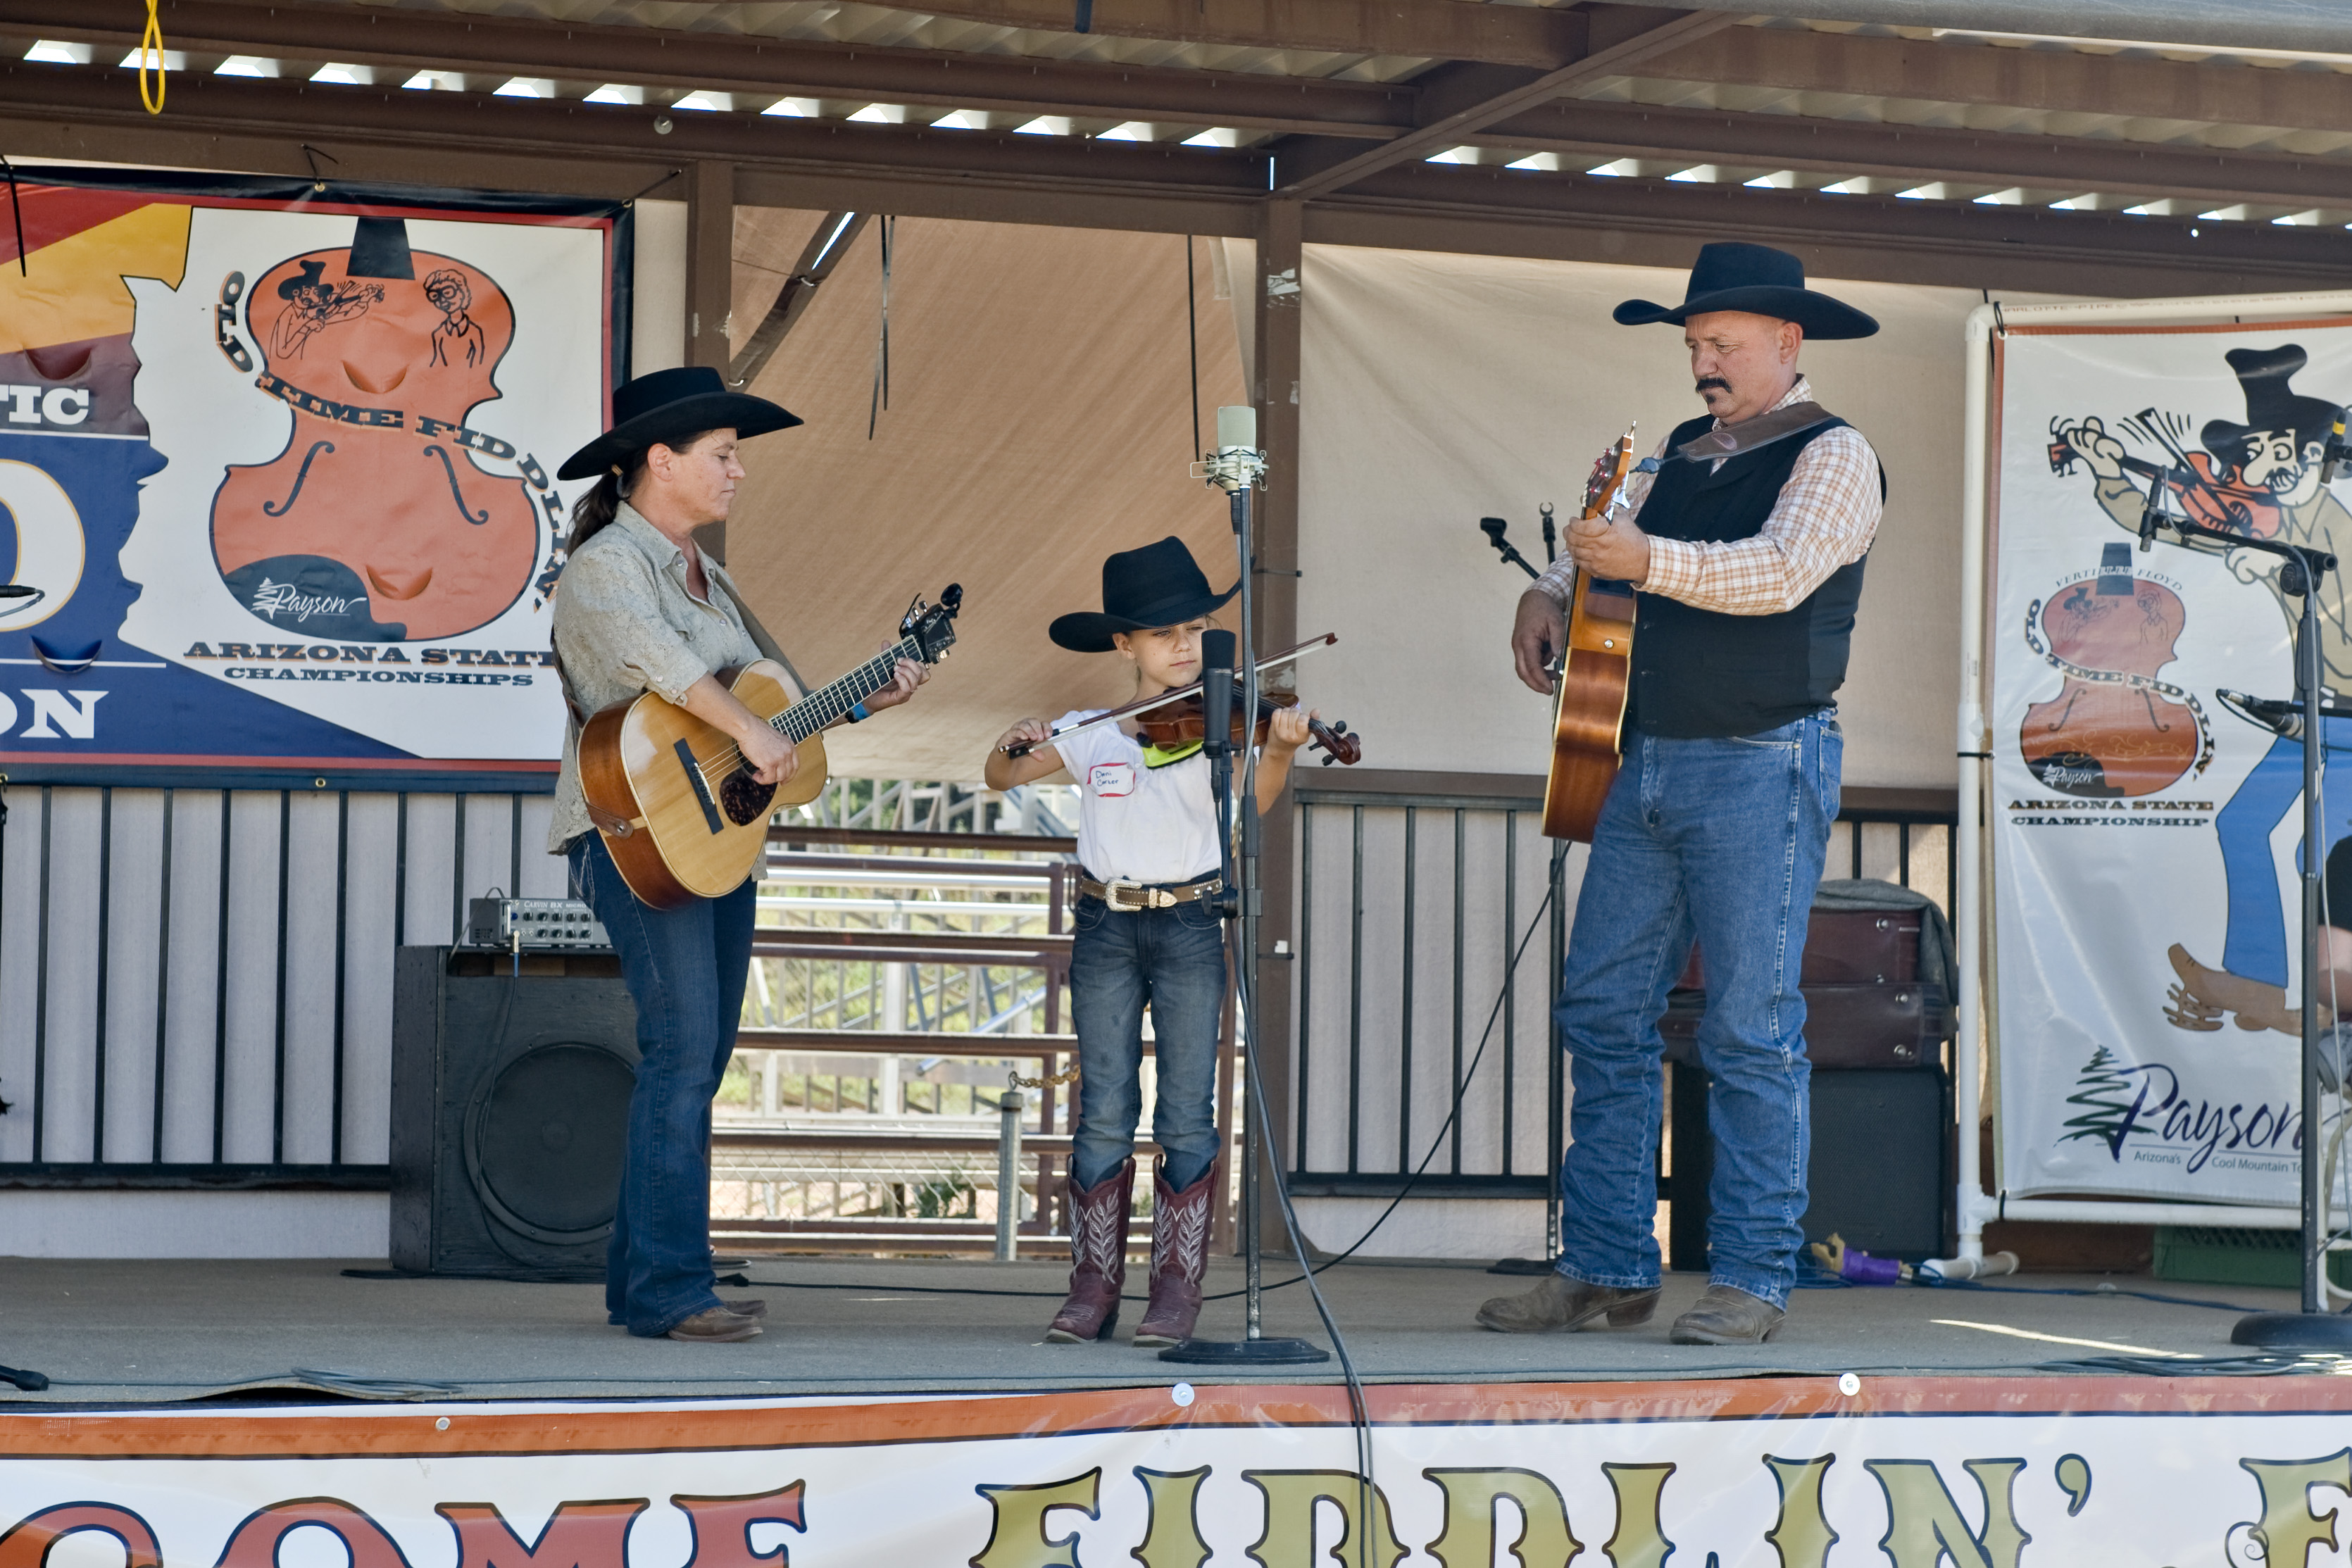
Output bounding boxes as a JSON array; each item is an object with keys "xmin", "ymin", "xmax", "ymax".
[{"xmin": 547, "ymin": 502, "xmax": 764, "ymax": 853}]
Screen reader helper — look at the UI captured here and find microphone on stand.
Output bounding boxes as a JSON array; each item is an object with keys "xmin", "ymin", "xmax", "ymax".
[{"xmin": 1200, "ymin": 629, "xmax": 1237, "ymax": 757}]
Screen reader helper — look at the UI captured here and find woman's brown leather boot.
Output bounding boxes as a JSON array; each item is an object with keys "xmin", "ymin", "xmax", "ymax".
[
  {"xmin": 1132, "ymin": 1161, "xmax": 1215, "ymax": 1347},
  {"xmin": 1046, "ymin": 1158, "xmax": 1134, "ymax": 1343}
]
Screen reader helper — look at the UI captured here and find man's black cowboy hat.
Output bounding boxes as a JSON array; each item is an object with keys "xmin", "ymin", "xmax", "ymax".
[
  {"xmin": 558, "ymin": 365, "xmax": 803, "ymax": 481},
  {"xmin": 2201, "ymin": 345, "xmax": 2343, "ymax": 463},
  {"xmin": 1613, "ymin": 242, "xmax": 1879, "ymax": 341},
  {"xmin": 1049, "ymin": 537, "xmax": 1238, "ymax": 653}
]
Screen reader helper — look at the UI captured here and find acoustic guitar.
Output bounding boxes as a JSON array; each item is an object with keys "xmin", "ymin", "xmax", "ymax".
[
  {"xmin": 579, "ymin": 586, "xmax": 963, "ymax": 908},
  {"xmin": 1541, "ymin": 431, "xmax": 1642, "ymax": 842}
]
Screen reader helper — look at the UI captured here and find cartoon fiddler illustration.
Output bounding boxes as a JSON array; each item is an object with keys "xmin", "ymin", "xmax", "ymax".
[
  {"xmin": 2052, "ymin": 344, "xmax": 2352, "ymax": 1036},
  {"xmin": 266, "ymin": 258, "xmax": 384, "ymax": 360},
  {"xmin": 213, "ymin": 246, "xmax": 538, "ymax": 641},
  {"xmin": 2020, "ymin": 541, "xmax": 2208, "ymax": 800},
  {"xmin": 423, "ymin": 267, "xmax": 486, "ymax": 369}
]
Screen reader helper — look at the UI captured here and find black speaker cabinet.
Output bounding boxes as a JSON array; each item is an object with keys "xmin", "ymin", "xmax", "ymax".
[
  {"xmin": 391, "ymin": 946, "xmax": 639, "ymax": 1275},
  {"xmin": 1668, "ymin": 1063, "xmax": 1951, "ymax": 1269}
]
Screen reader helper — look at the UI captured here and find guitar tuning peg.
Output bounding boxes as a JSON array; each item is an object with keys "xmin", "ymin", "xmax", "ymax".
[{"xmin": 1321, "ymin": 755, "xmax": 1337, "ymax": 765}]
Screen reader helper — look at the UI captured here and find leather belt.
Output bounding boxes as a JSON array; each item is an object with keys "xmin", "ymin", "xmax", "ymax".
[{"xmin": 1078, "ymin": 873, "xmax": 1223, "ymax": 912}]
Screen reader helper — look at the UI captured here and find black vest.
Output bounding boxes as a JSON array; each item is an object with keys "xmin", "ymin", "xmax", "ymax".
[{"xmin": 1629, "ymin": 413, "xmax": 1876, "ymax": 739}]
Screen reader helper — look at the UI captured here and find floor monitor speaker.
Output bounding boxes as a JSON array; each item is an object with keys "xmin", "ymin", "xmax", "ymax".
[
  {"xmin": 391, "ymin": 946, "xmax": 638, "ymax": 1275},
  {"xmin": 1669, "ymin": 1064, "xmax": 1950, "ymax": 1270}
]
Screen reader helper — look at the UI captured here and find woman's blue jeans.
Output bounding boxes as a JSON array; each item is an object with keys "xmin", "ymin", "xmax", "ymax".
[
  {"xmin": 1068, "ymin": 894, "xmax": 1228, "ymax": 1193},
  {"xmin": 1553, "ymin": 712, "xmax": 1841, "ymax": 1310},
  {"xmin": 568, "ymin": 832, "xmax": 756, "ymax": 1336}
]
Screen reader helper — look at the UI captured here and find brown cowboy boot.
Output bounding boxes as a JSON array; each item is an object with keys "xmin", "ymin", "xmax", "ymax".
[
  {"xmin": 1046, "ymin": 1158, "xmax": 1134, "ymax": 1343},
  {"xmin": 1132, "ymin": 1162, "xmax": 1215, "ymax": 1347}
]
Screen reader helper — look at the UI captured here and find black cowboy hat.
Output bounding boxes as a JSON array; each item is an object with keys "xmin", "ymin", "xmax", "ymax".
[
  {"xmin": 2201, "ymin": 345, "xmax": 2344, "ymax": 463},
  {"xmin": 1613, "ymin": 242, "xmax": 1879, "ymax": 341},
  {"xmin": 1049, "ymin": 536, "xmax": 1238, "ymax": 653},
  {"xmin": 558, "ymin": 365, "xmax": 802, "ymax": 482}
]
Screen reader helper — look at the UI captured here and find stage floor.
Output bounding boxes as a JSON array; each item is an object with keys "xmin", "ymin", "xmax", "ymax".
[{"xmin": 0, "ymin": 1254, "xmax": 2312, "ymax": 1405}]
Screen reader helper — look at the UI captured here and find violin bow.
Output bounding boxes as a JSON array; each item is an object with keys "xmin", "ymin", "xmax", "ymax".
[{"xmin": 1000, "ymin": 632, "xmax": 1339, "ymax": 757}]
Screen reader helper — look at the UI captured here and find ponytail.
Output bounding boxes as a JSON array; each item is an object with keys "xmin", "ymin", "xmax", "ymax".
[
  {"xmin": 566, "ymin": 469, "xmax": 627, "ymax": 553},
  {"xmin": 565, "ymin": 429, "xmax": 718, "ymax": 553}
]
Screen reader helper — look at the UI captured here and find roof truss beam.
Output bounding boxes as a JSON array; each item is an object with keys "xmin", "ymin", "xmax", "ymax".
[
  {"xmin": 1269, "ymin": 7, "xmax": 1737, "ymax": 199},
  {"xmin": 1475, "ymin": 99, "xmax": 2352, "ymax": 211},
  {"xmin": 1644, "ymin": 24, "xmax": 2352, "ymax": 138},
  {"xmin": 837, "ymin": 0, "xmax": 1587, "ymax": 69},
  {"xmin": 0, "ymin": 0, "xmax": 1413, "ymax": 138}
]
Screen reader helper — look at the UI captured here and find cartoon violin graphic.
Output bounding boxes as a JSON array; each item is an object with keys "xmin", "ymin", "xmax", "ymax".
[
  {"xmin": 2048, "ymin": 410, "xmax": 2282, "ymax": 539},
  {"xmin": 211, "ymin": 232, "xmax": 539, "ymax": 641},
  {"xmin": 2020, "ymin": 541, "xmax": 2209, "ymax": 798}
]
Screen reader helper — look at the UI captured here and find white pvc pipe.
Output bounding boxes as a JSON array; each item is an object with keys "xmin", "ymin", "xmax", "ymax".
[
  {"xmin": 1996, "ymin": 1199, "xmax": 2299, "ymax": 1229},
  {"xmin": 1953, "ymin": 303, "xmax": 1997, "ymax": 1260}
]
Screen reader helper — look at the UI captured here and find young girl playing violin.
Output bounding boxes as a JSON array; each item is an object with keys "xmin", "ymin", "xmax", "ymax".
[{"xmin": 985, "ymin": 536, "xmax": 1313, "ymax": 1346}]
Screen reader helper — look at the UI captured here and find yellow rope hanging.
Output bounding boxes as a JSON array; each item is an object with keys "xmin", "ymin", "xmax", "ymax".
[{"xmin": 138, "ymin": 0, "xmax": 165, "ymax": 115}]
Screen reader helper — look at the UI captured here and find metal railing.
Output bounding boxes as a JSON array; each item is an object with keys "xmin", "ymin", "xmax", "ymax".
[
  {"xmin": 708, "ymin": 816, "xmax": 1239, "ymax": 1255},
  {"xmin": 1285, "ymin": 782, "xmax": 1959, "ymax": 1206}
]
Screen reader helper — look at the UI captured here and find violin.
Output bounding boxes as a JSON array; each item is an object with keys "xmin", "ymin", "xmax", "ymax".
[
  {"xmin": 1132, "ymin": 685, "xmax": 1363, "ymax": 766},
  {"xmin": 2020, "ymin": 543, "xmax": 2201, "ymax": 798},
  {"xmin": 2048, "ymin": 416, "xmax": 2282, "ymax": 539}
]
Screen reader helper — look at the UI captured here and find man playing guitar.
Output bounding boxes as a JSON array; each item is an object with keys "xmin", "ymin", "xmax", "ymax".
[
  {"xmin": 550, "ymin": 366, "xmax": 925, "ymax": 1343},
  {"xmin": 1483, "ymin": 243, "xmax": 1885, "ymax": 1345}
]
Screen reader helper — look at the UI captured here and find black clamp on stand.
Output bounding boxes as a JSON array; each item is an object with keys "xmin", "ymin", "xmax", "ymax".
[
  {"xmin": 2139, "ymin": 451, "xmax": 2352, "ymax": 1346},
  {"xmin": 1162, "ymin": 407, "xmax": 1328, "ymax": 1367}
]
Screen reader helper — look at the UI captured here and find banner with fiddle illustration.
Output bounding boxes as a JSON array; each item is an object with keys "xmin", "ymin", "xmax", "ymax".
[
  {"xmin": 1991, "ymin": 319, "xmax": 2352, "ymax": 1203},
  {"xmin": 0, "ymin": 170, "xmax": 624, "ymax": 784}
]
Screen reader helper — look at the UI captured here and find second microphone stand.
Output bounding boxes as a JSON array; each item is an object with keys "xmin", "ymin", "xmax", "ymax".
[
  {"xmin": 1161, "ymin": 446, "xmax": 1328, "ymax": 1367},
  {"xmin": 2132, "ymin": 484, "xmax": 2352, "ymax": 1346}
]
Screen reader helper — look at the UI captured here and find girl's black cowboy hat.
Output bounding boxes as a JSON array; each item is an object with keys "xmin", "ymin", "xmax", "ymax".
[
  {"xmin": 558, "ymin": 365, "xmax": 803, "ymax": 481},
  {"xmin": 1613, "ymin": 242, "xmax": 1879, "ymax": 341},
  {"xmin": 1049, "ymin": 537, "xmax": 1238, "ymax": 653}
]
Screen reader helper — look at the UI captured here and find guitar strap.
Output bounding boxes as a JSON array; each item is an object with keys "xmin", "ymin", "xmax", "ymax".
[{"xmin": 1671, "ymin": 401, "xmax": 1837, "ymax": 466}]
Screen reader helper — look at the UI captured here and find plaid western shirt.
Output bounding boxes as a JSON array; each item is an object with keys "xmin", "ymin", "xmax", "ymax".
[{"xmin": 1532, "ymin": 377, "xmax": 1882, "ymax": 616}]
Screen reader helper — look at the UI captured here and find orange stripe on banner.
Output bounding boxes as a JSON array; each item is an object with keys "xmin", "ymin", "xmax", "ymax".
[{"xmin": 5, "ymin": 1377, "xmax": 2352, "ymax": 1460}]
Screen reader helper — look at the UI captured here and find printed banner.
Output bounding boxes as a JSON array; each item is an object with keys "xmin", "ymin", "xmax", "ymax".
[
  {"xmin": 0, "ymin": 173, "xmax": 621, "ymax": 784},
  {"xmin": 4, "ymin": 1379, "xmax": 2352, "ymax": 1567},
  {"xmin": 1991, "ymin": 320, "xmax": 2352, "ymax": 1202}
]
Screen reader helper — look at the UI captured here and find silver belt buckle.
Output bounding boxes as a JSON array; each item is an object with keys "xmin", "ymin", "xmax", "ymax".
[{"xmin": 1103, "ymin": 879, "xmax": 1157, "ymax": 912}]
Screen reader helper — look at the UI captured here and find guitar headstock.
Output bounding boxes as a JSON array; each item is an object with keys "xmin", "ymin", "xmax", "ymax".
[
  {"xmin": 902, "ymin": 584, "xmax": 964, "ymax": 663},
  {"xmin": 1579, "ymin": 426, "xmax": 1639, "ymax": 522}
]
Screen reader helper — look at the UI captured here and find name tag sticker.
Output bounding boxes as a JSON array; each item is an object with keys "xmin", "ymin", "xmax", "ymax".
[{"xmin": 1089, "ymin": 762, "xmax": 1137, "ymax": 798}]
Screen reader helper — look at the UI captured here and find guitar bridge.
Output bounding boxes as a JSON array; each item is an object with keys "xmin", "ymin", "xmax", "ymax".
[{"xmin": 675, "ymin": 739, "xmax": 724, "ymax": 835}]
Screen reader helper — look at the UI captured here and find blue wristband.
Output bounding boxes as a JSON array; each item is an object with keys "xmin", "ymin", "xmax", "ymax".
[{"xmin": 848, "ymin": 702, "xmax": 871, "ymax": 725}]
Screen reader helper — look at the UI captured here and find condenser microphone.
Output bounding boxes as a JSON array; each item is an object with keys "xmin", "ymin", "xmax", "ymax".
[{"xmin": 1200, "ymin": 628, "xmax": 1237, "ymax": 756}]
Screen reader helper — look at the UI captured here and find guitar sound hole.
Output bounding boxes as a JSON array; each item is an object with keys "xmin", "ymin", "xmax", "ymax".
[{"xmin": 719, "ymin": 767, "xmax": 777, "ymax": 827}]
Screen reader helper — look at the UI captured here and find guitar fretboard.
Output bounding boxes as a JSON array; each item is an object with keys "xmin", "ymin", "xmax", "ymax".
[{"xmin": 770, "ymin": 637, "xmax": 921, "ymax": 743}]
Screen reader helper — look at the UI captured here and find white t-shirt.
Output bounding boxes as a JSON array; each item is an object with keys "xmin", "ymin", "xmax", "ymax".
[{"xmin": 1053, "ymin": 709, "xmax": 1223, "ymax": 884}]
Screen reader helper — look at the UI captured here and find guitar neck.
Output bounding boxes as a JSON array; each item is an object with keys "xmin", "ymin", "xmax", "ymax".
[{"xmin": 772, "ymin": 638, "xmax": 918, "ymax": 742}]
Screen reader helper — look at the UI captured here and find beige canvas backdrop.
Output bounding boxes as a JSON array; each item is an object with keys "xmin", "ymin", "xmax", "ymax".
[
  {"xmin": 716, "ymin": 213, "xmax": 1248, "ymax": 782},
  {"xmin": 1274, "ymin": 242, "xmax": 2075, "ymax": 791}
]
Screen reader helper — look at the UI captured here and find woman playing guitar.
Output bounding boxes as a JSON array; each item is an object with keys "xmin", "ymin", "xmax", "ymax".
[{"xmin": 549, "ymin": 367, "xmax": 926, "ymax": 1343}]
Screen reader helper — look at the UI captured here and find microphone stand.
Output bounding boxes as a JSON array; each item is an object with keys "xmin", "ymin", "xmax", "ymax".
[
  {"xmin": 1162, "ymin": 423, "xmax": 1328, "ymax": 1367},
  {"xmin": 2137, "ymin": 482, "xmax": 2352, "ymax": 1346}
]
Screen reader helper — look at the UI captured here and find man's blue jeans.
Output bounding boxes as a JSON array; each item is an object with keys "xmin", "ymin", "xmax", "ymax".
[
  {"xmin": 1068, "ymin": 895, "xmax": 1227, "ymax": 1193},
  {"xmin": 1553, "ymin": 711, "xmax": 1841, "ymax": 1309},
  {"xmin": 568, "ymin": 832, "xmax": 756, "ymax": 1336}
]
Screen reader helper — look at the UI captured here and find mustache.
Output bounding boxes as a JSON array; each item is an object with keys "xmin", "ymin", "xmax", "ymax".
[{"xmin": 1694, "ymin": 377, "xmax": 1732, "ymax": 394}]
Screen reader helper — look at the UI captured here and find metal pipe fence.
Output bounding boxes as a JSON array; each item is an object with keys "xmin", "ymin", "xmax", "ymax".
[{"xmin": 1286, "ymin": 784, "xmax": 1958, "ymax": 1205}]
